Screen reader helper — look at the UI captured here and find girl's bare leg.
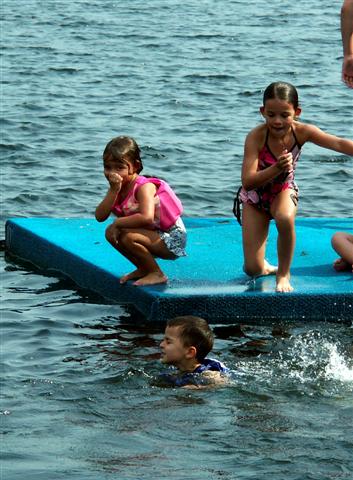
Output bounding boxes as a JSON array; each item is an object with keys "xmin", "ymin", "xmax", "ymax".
[
  {"xmin": 242, "ymin": 204, "xmax": 275, "ymax": 277},
  {"xmin": 105, "ymin": 224, "xmax": 147, "ymax": 283},
  {"xmin": 118, "ymin": 228, "xmax": 175, "ymax": 286},
  {"xmin": 270, "ymin": 189, "xmax": 297, "ymax": 293}
]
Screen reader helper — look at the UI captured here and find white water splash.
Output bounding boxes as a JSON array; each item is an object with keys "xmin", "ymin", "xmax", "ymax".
[
  {"xmin": 244, "ymin": 332, "xmax": 353, "ymax": 389},
  {"xmin": 324, "ymin": 344, "xmax": 353, "ymax": 382}
]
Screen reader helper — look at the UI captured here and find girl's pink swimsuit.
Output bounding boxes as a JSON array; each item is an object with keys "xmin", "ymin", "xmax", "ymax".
[
  {"xmin": 111, "ymin": 175, "xmax": 187, "ymax": 257},
  {"xmin": 234, "ymin": 127, "xmax": 302, "ymax": 224},
  {"xmin": 111, "ymin": 175, "xmax": 183, "ymax": 231}
]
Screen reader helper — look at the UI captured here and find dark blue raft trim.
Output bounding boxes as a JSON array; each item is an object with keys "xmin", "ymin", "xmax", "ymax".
[{"xmin": 147, "ymin": 293, "xmax": 353, "ymax": 322}]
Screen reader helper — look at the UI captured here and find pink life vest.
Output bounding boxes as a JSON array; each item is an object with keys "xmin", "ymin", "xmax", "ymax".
[{"xmin": 111, "ymin": 176, "xmax": 183, "ymax": 231}]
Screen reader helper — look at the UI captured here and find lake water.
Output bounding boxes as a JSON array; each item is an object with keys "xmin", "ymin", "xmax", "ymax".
[{"xmin": 1, "ymin": 0, "xmax": 353, "ymax": 478}]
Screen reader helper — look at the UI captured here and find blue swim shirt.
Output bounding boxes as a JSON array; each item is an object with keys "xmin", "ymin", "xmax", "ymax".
[{"xmin": 159, "ymin": 358, "xmax": 229, "ymax": 388}]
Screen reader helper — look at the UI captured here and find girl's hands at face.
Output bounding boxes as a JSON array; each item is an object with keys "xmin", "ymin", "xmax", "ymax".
[{"xmin": 108, "ymin": 172, "xmax": 123, "ymax": 191}]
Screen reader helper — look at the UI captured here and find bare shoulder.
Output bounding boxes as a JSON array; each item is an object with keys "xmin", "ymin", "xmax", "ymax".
[
  {"xmin": 136, "ymin": 181, "xmax": 157, "ymax": 197},
  {"xmin": 293, "ymin": 121, "xmax": 321, "ymax": 145},
  {"xmin": 247, "ymin": 124, "xmax": 266, "ymax": 140},
  {"xmin": 245, "ymin": 124, "xmax": 267, "ymax": 148}
]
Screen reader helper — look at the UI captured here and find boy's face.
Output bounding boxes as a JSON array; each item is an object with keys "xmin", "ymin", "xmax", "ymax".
[{"xmin": 160, "ymin": 326, "xmax": 191, "ymax": 367}]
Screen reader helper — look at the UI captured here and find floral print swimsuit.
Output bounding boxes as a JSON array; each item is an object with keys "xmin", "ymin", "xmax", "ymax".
[{"xmin": 234, "ymin": 127, "xmax": 301, "ymax": 224}]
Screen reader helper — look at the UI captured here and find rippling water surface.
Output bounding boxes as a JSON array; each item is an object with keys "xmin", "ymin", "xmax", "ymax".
[{"xmin": 1, "ymin": 1, "xmax": 353, "ymax": 478}]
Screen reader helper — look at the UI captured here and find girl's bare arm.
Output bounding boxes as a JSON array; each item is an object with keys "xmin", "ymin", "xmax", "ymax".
[
  {"xmin": 95, "ymin": 172, "xmax": 122, "ymax": 222},
  {"xmin": 301, "ymin": 124, "xmax": 353, "ymax": 155},
  {"xmin": 241, "ymin": 129, "xmax": 292, "ymax": 190},
  {"xmin": 95, "ymin": 188, "xmax": 119, "ymax": 222},
  {"xmin": 111, "ymin": 183, "xmax": 157, "ymax": 229}
]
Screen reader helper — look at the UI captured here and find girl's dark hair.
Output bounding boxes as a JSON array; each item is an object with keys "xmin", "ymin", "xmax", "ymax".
[
  {"xmin": 263, "ymin": 81, "xmax": 299, "ymax": 109},
  {"xmin": 103, "ymin": 136, "xmax": 143, "ymax": 173},
  {"xmin": 167, "ymin": 316, "xmax": 214, "ymax": 361}
]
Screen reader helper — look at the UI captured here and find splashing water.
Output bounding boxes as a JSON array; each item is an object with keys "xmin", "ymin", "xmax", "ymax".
[
  {"xmin": 279, "ymin": 332, "xmax": 353, "ymax": 386},
  {"xmin": 234, "ymin": 329, "xmax": 353, "ymax": 396},
  {"xmin": 325, "ymin": 344, "xmax": 353, "ymax": 382}
]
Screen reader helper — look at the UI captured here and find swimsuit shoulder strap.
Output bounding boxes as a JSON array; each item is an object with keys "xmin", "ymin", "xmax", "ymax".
[
  {"xmin": 258, "ymin": 128, "xmax": 270, "ymax": 156},
  {"xmin": 264, "ymin": 128, "xmax": 270, "ymax": 147},
  {"xmin": 291, "ymin": 126, "xmax": 302, "ymax": 148}
]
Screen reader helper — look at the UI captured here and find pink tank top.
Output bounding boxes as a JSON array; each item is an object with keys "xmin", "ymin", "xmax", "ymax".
[{"xmin": 111, "ymin": 176, "xmax": 183, "ymax": 231}]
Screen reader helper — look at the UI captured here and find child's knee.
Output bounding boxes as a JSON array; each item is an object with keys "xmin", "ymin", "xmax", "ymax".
[
  {"xmin": 243, "ymin": 262, "xmax": 262, "ymax": 277},
  {"xmin": 105, "ymin": 224, "xmax": 119, "ymax": 244},
  {"xmin": 331, "ymin": 231, "xmax": 344, "ymax": 249},
  {"xmin": 274, "ymin": 211, "xmax": 295, "ymax": 230},
  {"xmin": 331, "ymin": 233, "xmax": 338, "ymax": 249},
  {"xmin": 118, "ymin": 230, "xmax": 135, "ymax": 249}
]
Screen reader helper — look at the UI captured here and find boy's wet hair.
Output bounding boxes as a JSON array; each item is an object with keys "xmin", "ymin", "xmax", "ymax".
[
  {"xmin": 103, "ymin": 135, "xmax": 143, "ymax": 173},
  {"xmin": 167, "ymin": 316, "xmax": 214, "ymax": 361},
  {"xmin": 263, "ymin": 81, "xmax": 299, "ymax": 110}
]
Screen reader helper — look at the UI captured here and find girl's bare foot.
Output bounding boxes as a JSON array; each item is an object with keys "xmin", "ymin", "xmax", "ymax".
[
  {"xmin": 276, "ymin": 274, "xmax": 293, "ymax": 293},
  {"xmin": 263, "ymin": 259, "xmax": 278, "ymax": 276},
  {"xmin": 120, "ymin": 269, "xmax": 145, "ymax": 284},
  {"xmin": 247, "ymin": 260, "xmax": 277, "ymax": 279},
  {"xmin": 133, "ymin": 272, "xmax": 168, "ymax": 286},
  {"xmin": 333, "ymin": 257, "xmax": 351, "ymax": 272}
]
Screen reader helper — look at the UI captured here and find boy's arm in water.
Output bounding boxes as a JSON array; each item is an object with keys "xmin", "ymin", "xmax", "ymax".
[{"xmin": 182, "ymin": 371, "xmax": 230, "ymax": 390}]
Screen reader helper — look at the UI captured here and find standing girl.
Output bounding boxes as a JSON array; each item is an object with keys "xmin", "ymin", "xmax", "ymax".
[
  {"xmin": 234, "ymin": 82, "xmax": 353, "ymax": 292},
  {"xmin": 95, "ymin": 136, "xmax": 186, "ymax": 286}
]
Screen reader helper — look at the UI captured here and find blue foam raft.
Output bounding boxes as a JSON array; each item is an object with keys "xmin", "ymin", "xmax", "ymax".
[{"xmin": 5, "ymin": 217, "xmax": 353, "ymax": 323}]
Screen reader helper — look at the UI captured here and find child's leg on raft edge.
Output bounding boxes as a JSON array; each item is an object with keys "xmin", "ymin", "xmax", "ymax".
[
  {"xmin": 118, "ymin": 228, "xmax": 174, "ymax": 286},
  {"xmin": 114, "ymin": 241, "xmax": 147, "ymax": 284},
  {"xmin": 270, "ymin": 189, "xmax": 297, "ymax": 293},
  {"xmin": 241, "ymin": 203, "xmax": 276, "ymax": 277},
  {"xmin": 105, "ymin": 224, "xmax": 147, "ymax": 283}
]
